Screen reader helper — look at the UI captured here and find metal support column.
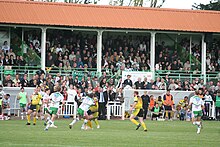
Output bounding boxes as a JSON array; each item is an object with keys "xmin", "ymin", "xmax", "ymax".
[
  {"xmin": 201, "ymin": 34, "xmax": 207, "ymax": 84},
  {"xmin": 97, "ymin": 30, "xmax": 103, "ymax": 77},
  {"xmin": 41, "ymin": 27, "xmax": 47, "ymax": 71},
  {"xmin": 150, "ymin": 32, "xmax": 156, "ymax": 80}
]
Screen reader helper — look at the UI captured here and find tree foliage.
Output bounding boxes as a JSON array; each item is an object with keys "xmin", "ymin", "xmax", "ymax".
[
  {"xmin": 64, "ymin": 0, "xmax": 100, "ymax": 4},
  {"xmin": 193, "ymin": 0, "xmax": 220, "ymax": 11},
  {"xmin": 109, "ymin": 0, "xmax": 165, "ymax": 7}
]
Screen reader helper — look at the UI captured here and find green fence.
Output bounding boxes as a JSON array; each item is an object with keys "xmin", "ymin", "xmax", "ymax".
[
  {"xmin": 155, "ymin": 70, "xmax": 219, "ymax": 83},
  {"xmin": 0, "ymin": 66, "xmax": 219, "ymax": 84}
]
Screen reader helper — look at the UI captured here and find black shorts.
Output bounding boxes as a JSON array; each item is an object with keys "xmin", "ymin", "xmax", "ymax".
[
  {"xmin": 87, "ymin": 110, "xmax": 92, "ymax": 115},
  {"xmin": 164, "ymin": 105, "xmax": 172, "ymax": 111},
  {"xmin": 137, "ymin": 109, "xmax": 144, "ymax": 117},
  {"xmin": 29, "ymin": 105, "xmax": 37, "ymax": 111}
]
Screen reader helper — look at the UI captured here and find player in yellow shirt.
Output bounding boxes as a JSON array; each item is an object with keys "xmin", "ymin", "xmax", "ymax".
[
  {"xmin": 86, "ymin": 97, "xmax": 100, "ymax": 129},
  {"xmin": 26, "ymin": 88, "xmax": 42, "ymax": 125},
  {"xmin": 129, "ymin": 91, "xmax": 147, "ymax": 132}
]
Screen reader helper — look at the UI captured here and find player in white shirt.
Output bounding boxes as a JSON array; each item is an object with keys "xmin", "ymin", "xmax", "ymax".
[
  {"xmin": 44, "ymin": 86, "xmax": 64, "ymax": 131},
  {"xmin": 42, "ymin": 88, "xmax": 51, "ymax": 125},
  {"xmin": 189, "ymin": 90, "xmax": 205, "ymax": 134},
  {"xmin": 69, "ymin": 94, "xmax": 95, "ymax": 129}
]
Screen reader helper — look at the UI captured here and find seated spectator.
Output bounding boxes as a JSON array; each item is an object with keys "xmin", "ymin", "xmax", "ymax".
[
  {"xmin": 7, "ymin": 49, "xmax": 16, "ymax": 59},
  {"xmin": 56, "ymin": 44, "xmax": 62, "ymax": 54},
  {"xmin": 183, "ymin": 60, "xmax": 191, "ymax": 71},
  {"xmin": 158, "ymin": 78, "xmax": 166, "ymax": 90},
  {"xmin": 13, "ymin": 74, "xmax": 21, "ymax": 87},
  {"xmin": 156, "ymin": 96, "xmax": 163, "ymax": 109},
  {"xmin": 3, "ymin": 55, "xmax": 10, "ymax": 66},
  {"xmin": 3, "ymin": 74, "xmax": 13, "ymax": 87},
  {"xmin": 9, "ymin": 55, "xmax": 16, "ymax": 66},
  {"xmin": 177, "ymin": 96, "xmax": 189, "ymax": 120},
  {"xmin": 18, "ymin": 56, "xmax": 26, "ymax": 66},
  {"xmin": 64, "ymin": 61, "xmax": 71, "ymax": 73},
  {"xmin": 151, "ymin": 103, "xmax": 162, "ymax": 120},
  {"xmin": 168, "ymin": 79, "xmax": 178, "ymax": 90}
]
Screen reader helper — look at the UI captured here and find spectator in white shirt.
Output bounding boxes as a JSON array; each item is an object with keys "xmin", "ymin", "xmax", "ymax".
[
  {"xmin": 67, "ymin": 84, "xmax": 77, "ymax": 103},
  {"xmin": 56, "ymin": 44, "xmax": 62, "ymax": 54},
  {"xmin": 32, "ymin": 36, "xmax": 40, "ymax": 46},
  {"xmin": 2, "ymin": 41, "xmax": 10, "ymax": 53}
]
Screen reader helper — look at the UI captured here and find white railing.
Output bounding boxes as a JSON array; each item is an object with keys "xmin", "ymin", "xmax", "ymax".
[
  {"xmin": 58, "ymin": 101, "xmax": 77, "ymax": 119},
  {"xmin": 107, "ymin": 101, "xmax": 125, "ymax": 120}
]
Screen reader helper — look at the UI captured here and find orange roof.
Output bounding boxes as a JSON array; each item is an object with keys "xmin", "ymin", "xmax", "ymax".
[{"xmin": 0, "ymin": 0, "xmax": 220, "ymax": 33}]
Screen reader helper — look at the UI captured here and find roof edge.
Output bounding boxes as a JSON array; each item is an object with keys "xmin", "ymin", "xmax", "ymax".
[{"xmin": 0, "ymin": 0, "xmax": 220, "ymax": 14}]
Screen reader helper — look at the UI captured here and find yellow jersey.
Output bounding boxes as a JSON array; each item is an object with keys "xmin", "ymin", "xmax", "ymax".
[
  {"xmin": 90, "ymin": 101, "xmax": 99, "ymax": 112},
  {"xmin": 31, "ymin": 94, "xmax": 42, "ymax": 105},
  {"xmin": 178, "ymin": 99, "xmax": 188, "ymax": 108},
  {"xmin": 134, "ymin": 96, "xmax": 142, "ymax": 109}
]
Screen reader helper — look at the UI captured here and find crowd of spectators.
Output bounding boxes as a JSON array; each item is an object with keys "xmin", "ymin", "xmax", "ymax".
[
  {"xmin": 2, "ymin": 68, "xmax": 220, "ymax": 120},
  {"xmin": 0, "ymin": 30, "xmax": 220, "ymax": 74}
]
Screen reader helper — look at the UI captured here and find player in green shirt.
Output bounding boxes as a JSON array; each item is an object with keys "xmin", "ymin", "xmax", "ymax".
[{"xmin": 17, "ymin": 87, "xmax": 28, "ymax": 120}]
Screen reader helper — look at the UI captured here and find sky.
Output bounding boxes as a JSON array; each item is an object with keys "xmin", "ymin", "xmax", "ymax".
[{"xmin": 97, "ymin": 0, "xmax": 211, "ymax": 9}]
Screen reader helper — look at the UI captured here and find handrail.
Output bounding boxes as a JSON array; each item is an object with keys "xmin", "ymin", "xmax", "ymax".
[{"xmin": 0, "ymin": 66, "xmax": 219, "ymax": 83}]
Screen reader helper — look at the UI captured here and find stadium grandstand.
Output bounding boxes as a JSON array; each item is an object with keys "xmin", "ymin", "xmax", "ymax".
[{"xmin": 0, "ymin": 0, "xmax": 220, "ymax": 122}]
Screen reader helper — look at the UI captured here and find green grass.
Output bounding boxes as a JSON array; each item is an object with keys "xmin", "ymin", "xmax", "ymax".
[{"xmin": 0, "ymin": 119, "xmax": 219, "ymax": 147}]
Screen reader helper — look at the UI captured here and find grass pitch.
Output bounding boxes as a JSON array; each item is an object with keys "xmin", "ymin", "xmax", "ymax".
[{"xmin": 0, "ymin": 119, "xmax": 219, "ymax": 147}]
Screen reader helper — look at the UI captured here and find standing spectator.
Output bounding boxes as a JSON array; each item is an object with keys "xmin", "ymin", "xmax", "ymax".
[
  {"xmin": 149, "ymin": 95, "xmax": 155, "ymax": 110},
  {"xmin": 141, "ymin": 91, "xmax": 150, "ymax": 120},
  {"xmin": 163, "ymin": 90, "xmax": 174, "ymax": 120},
  {"xmin": 32, "ymin": 36, "xmax": 40, "ymax": 46},
  {"xmin": 214, "ymin": 90, "xmax": 220, "ymax": 120},
  {"xmin": 141, "ymin": 77, "xmax": 148, "ymax": 89},
  {"xmin": 0, "ymin": 85, "xmax": 5, "ymax": 118},
  {"xmin": 134, "ymin": 77, "xmax": 142, "ymax": 89},
  {"xmin": 97, "ymin": 87, "xmax": 108, "ymax": 120},
  {"xmin": 123, "ymin": 74, "xmax": 133, "ymax": 88},
  {"xmin": 115, "ymin": 88, "xmax": 124, "ymax": 103},
  {"xmin": 2, "ymin": 41, "xmax": 10, "ymax": 53}
]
